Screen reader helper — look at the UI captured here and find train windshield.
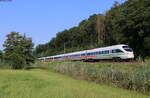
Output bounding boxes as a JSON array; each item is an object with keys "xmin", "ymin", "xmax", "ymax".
[
  {"xmin": 122, "ymin": 46, "xmax": 133, "ymax": 52},
  {"xmin": 123, "ymin": 46, "xmax": 129, "ymax": 48}
]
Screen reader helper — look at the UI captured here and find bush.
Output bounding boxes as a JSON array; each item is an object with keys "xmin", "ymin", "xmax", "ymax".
[
  {"xmin": 7, "ymin": 53, "xmax": 26, "ymax": 69},
  {"xmin": 0, "ymin": 60, "xmax": 11, "ymax": 69}
]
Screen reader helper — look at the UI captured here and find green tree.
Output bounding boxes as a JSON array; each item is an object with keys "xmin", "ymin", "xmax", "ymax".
[
  {"xmin": 3, "ymin": 32, "xmax": 35, "ymax": 69},
  {"xmin": 105, "ymin": 0, "xmax": 150, "ymax": 61}
]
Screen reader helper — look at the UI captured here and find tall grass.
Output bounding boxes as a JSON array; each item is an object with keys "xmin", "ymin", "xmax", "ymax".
[
  {"xmin": 0, "ymin": 69, "xmax": 148, "ymax": 98},
  {"xmin": 38, "ymin": 61, "xmax": 150, "ymax": 94}
]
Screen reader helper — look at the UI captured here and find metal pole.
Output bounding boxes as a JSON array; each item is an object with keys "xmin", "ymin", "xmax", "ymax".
[{"xmin": 64, "ymin": 42, "xmax": 66, "ymax": 54}]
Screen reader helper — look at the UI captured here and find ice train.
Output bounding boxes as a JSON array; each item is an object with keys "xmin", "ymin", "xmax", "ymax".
[{"xmin": 39, "ymin": 44, "xmax": 134, "ymax": 62}]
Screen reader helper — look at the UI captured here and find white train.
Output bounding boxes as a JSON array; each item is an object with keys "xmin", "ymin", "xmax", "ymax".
[{"xmin": 39, "ymin": 44, "xmax": 134, "ymax": 61}]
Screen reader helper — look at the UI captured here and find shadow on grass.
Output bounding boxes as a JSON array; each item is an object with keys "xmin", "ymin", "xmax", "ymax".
[{"xmin": 25, "ymin": 66, "xmax": 49, "ymax": 70}]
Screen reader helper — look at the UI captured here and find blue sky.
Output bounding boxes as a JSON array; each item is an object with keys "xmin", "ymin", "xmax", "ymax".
[{"xmin": 0, "ymin": 0, "xmax": 126, "ymax": 50}]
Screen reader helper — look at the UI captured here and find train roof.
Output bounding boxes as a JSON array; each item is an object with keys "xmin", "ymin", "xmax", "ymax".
[{"xmin": 86, "ymin": 44, "xmax": 127, "ymax": 52}]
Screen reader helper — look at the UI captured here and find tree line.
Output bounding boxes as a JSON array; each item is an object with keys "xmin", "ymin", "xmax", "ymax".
[{"xmin": 34, "ymin": 0, "xmax": 150, "ymax": 61}]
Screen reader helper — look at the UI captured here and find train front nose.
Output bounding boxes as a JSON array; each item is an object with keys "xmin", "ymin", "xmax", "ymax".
[{"xmin": 127, "ymin": 52, "xmax": 134, "ymax": 59}]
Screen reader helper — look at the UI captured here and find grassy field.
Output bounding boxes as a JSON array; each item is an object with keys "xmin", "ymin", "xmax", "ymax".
[{"xmin": 0, "ymin": 69, "xmax": 149, "ymax": 98}]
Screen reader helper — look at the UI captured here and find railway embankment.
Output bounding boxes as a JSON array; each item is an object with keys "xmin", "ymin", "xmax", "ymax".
[{"xmin": 37, "ymin": 61, "xmax": 150, "ymax": 95}]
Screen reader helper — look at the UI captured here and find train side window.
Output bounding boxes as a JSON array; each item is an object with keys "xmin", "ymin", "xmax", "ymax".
[
  {"xmin": 81, "ymin": 54, "xmax": 85, "ymax": 56},
  {"xmin": 105, "ymin": 50, "xmax": 109, "ymax": 54},
  {"xmin": 99, "ymin": 51, "xmax": 102, "ymax": 54},
  {"xmin": 87, "ymin": 53, "xmax": 90, "ymax": 56},
  {"xmin": 75, "ymin": 55, "xmax": 77, "ymax": 57},
  {"xmin": 88, "ymin": 52, "xmax": 94, "ymax": 55},
  {"xmin": 102, "ymin": 51, "xmax": 105, "ymax": 54},
  {"xmin": 94, "ymin": 52, "xmax": 97, "ymax": 55},
  {"xmin": 103, "ymin": 51, "xmax": 106, "ymax": 54},
  {"xmin": 116, "ymin": 49, "xmax": 123, "ymax": 53},
  {"xmin": 112, "ymin": 49, "xmax": 123, "ymax": 53},
  {"xmin": 92, "ymin": 52, "xmax": 96, "ymax": 55},
  {"xmin": 108, "ymin": 50, "xmax": 109, "ymax": 54},
  {"xmin": 92, "ymin": 52, "xmax": 95, "ymax": 55},
  {"xmin": 96, "ymin": 52, "xmax": 99, "ymax": 55}
]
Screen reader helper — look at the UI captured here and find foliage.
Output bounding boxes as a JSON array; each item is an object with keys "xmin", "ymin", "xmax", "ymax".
[
  {"xmin": 105, "ymin": 0, "xmax": 150, "ymax": 60},
  {"xmin": 3, "ymin": 32, "xmax": 35, "ymax": 69},
  {"xmin": 39, "ymin": 61, "xmax": 150, "ymax": 94},
  {"xmin": 0, "ymin": 51, "xmax": 10, "ymax": 69}
]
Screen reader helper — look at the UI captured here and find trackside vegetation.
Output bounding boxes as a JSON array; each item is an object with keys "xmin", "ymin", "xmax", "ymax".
[
  {"xmin": 0, "ymin": 69, "xmax": 149, "ymax": 98},
  {"xmin": 37, "ymin": 61, "xmax": 150, "ymax": 94}
]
